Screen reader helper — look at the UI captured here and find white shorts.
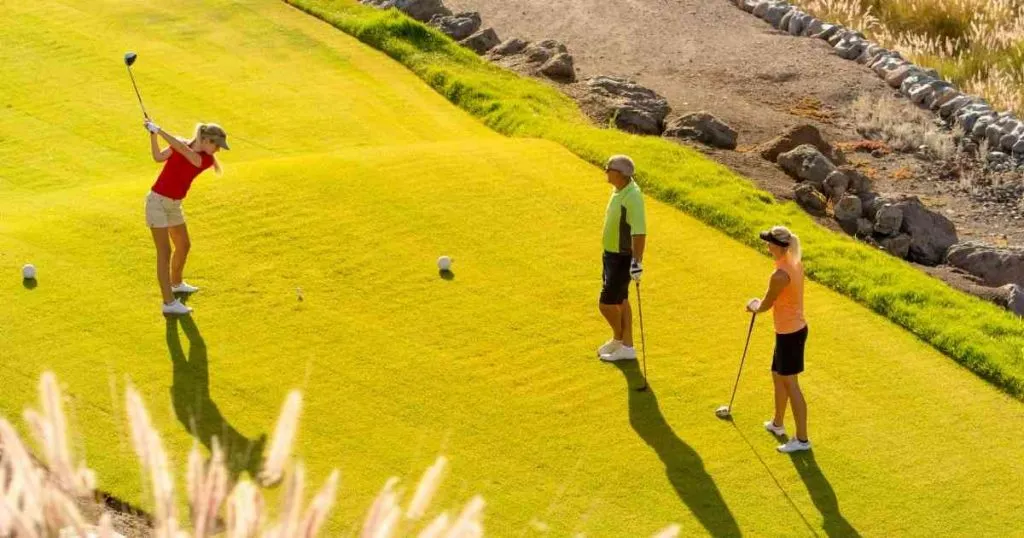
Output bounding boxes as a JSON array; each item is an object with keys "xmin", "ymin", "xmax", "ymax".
[{"xmin": 145, "ymin": 191, "xmax": 186, "ymax": 228}]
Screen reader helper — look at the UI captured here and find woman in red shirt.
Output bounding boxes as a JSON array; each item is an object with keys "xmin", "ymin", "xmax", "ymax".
[{"xmin": 144, "ymin": 119, "xmax": 229, "ymax": 315}]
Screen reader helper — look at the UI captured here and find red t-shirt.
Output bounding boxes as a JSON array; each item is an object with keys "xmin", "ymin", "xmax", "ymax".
[{"xmin": 151, "ymin": 148, "xmax": 215, "ymax": 200}]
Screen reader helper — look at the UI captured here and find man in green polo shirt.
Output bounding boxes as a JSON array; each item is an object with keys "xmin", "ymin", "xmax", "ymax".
[{"xmin": 597, "ymin": 155, "xmax": 647, "ymax": 362}]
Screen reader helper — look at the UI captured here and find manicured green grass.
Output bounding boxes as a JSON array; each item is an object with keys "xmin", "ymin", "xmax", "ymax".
[
  {"xmin": 288, "ymin": 0, "xmax": 1024, "ymax": 401},
  {"xmin": 2, "ymin": 0, "xmax": 1024, "ymax": 535}
]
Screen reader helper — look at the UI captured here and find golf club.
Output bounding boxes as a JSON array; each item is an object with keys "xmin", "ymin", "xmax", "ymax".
[
  {"xmin": 715, "ymin": 312, "xmax": 757, "ymax": 419},
  {"xmin": 124, "ymin": 52, "xmax": 149, "ymax": 119},
  {"xmin": 635, "ymin": 281, "xmax": 648, "ymax": 392}
]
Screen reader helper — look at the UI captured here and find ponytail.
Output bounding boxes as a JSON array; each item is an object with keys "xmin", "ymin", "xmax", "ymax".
[{"xmin": 787, "ymin": 234, "xmax": 802, "ymax": 264}]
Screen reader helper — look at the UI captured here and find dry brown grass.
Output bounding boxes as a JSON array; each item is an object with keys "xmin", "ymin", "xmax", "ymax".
[
  {"xmin": 849, "ymin": 94, "xmax": 958, "ymax": 158},
  {"xmin": 793, "ymin": 0, "xmax": 1024, "ymax": 114}
]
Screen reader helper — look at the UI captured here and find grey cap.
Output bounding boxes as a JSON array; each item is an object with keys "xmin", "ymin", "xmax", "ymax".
[{"xmin": 605, "ymin": 155, "xmax": 635, "ymax": 177}]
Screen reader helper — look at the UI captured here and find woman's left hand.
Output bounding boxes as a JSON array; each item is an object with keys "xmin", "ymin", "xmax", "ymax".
[{"xmin": 746, "ymin": 298, "xmax": 762, "ymax": 313}]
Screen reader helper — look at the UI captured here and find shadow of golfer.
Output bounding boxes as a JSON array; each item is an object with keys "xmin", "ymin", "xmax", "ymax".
[
  {"xmin": 166, "ymin": 316, "xmax": 265, "ymax": 479},
  {"xmin": 789, "ymin": 451, "xmax": 860, "ymax": 537},
  {"xmin": 613, "ymin": 361, "xmax": 741, "ymax": 537}
]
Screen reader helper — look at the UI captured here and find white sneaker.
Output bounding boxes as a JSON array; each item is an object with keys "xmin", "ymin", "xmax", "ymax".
[
  {"xmin": 777, "ymin": 438, "xmax": 812, "ymax": 453},
  {"xmin": 162, "ymin": 299, "xmax": 193, "ymax": 316},
  {"xmin": 764, "ymin": 420, "xmax": 786, "ymax": 437},
  {"xmin": 597, "ymin": 339, "xmax": 623, "ymax": 357},
  {"xmin": 600, "ymin": 346, "xmax": 637, "ymax": 362},
  {"xmin": 171, "ymin": 281, "xmax": 200, "ymax": 294}
]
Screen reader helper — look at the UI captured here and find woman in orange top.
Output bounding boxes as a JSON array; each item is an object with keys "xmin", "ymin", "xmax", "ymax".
[{"xmin": 746, "ymin": 226, "xmax": 811, "ymax": 453}]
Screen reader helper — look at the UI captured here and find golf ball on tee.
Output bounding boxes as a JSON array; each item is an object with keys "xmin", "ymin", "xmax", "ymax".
[
  {"xmin": 437, "ymin": 256, "xmax": 452, "ymax": 271},
  {"xmin": 22, "ymin": 264, "xmax": 36, "ymax": 280}
]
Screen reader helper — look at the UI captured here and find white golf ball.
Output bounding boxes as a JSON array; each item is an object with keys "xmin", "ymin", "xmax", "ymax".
[
  {"xmin": 22, "ymin": 264, "xmax": 36, "ymax": 280},
  {"xmin": 437, "ymin": 256, "xmax": 452, "ymax": 272}
]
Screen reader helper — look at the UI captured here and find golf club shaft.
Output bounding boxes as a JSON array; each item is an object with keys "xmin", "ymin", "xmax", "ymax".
[
  {"xmin": 636, "ymin": 281, "xmax": 647, "ymax": 389},
  {"xmin": 126, "ymin": 65, "xmax": 149, "ymax": 119},
  {"xmin": 726, "ymin": 312, "xmax": 757, "ymax": 410}
]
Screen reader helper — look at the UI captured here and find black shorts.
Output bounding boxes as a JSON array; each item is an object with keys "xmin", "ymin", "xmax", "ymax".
[
  {"xmin": 600, "ymin": 251, "xmax": 632, "ymax": 305},
  {"xmin": 772, "ymin": 325, "xmax": 808, "ymax": 376}
]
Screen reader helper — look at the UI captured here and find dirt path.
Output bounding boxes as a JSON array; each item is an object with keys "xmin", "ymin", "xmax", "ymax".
[{"xmin": 447, "ymin": 0, "xmax": 1024, "ymax": 247}]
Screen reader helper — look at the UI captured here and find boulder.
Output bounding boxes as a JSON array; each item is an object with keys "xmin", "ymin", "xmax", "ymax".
[
  {"xmin": 880, "ymin": 234, "xmax": 912, "ymax": 259},
  {"xmin": 803, "ymin": 17, "xmax": 824, "ymax": 37},
  {"xmin": 1007, "ymin": 284, "xmax": 1024, "ymax": 316},
  {"xmin": 764, "ymin": 4, "xmax": 793, "ymax": 27},
  {"xmin": 822, "ymin": 170, "xmax": 849, "ymax": 200},
  {"xmin": 584, "ymin": 76, "xmax": 670, "ymax": 135},
  {"xmin": 856, "ymin": 218, "xmax": 875, "ymax": 237},
  {"xmin": 946, "ymin": 242, "xmax": 1024, "ymax": 287},
  {"xmin": 428, "ymin": 12, "xmax": 481, "ymax": 41},
  {"xmin": 777, "ymin": 144, "xmax": 838, "ymax": 187},
  {"xmin": 460, "ymin": 28, "xmax": 501, "ymax": 54},
  {"xmin": 486, "ymin": 38, "xmax": 529, "ymax": 59},
  {"xmin": 814, "ymin": 23, "xmax": 840, "ymax": 41},
  {"xmin": 663, "ymin": 112, "xmax": 738, "ymax": 149},
  {"xmin": 885, "ymin": 65, "xmax": 923, "ymax": 88},
  {"xmin": 891, "ymin": 196, "xmax": 958, "ymax": 265},
  {"xmin": 833, "ymin": 165, "xmax": 871, "ymax": 195},
  {"xmin": 873, "ymin": 204, "xmax": 903, "ymax": 236},
  {"xmin": 360, "ymin": 0, "xmax": 452, "ymax": 21},
  {"xmin": 523, "ymin": 39, "xmax": 569, "ymax": 64},
  {"xmin": 834, "ymin": 195, "xmax": 863, "ymax": 223},
  {"xmin": 759, "ymin": 124, "xmax": 845, "ymax": 165},
  {"xmin": 834, "ymin": 35, "xmax": 867, "ymax": 60},
  {"xmin": 794, "ymin": 183, "xmax": 827, "ymax": 214},
  {"xmin": 539, "ymin": 53, "xmax": 576, "ymax": 82}
]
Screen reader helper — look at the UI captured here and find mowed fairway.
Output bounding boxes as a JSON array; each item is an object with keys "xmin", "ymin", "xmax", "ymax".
[{"xmin": 2, "ymin": 0, "xmax": 1024, "ymax": 536}]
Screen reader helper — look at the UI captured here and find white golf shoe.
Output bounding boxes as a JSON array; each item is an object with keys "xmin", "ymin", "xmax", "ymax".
[
  {"xmin": 777, "ymin": 438, "xmax": 812, "ymax": 453},
  {"xmin": 764, "ymin": 420, "xmax": 786, "ymax": 437},
  {"xmin": 600, "ymin": 346, "xmax": 637, "ymax": 362},
  {"xmin": 162, "ymin": 299, "xmax": 193, "ymax": 316},
  {"xmin": 597, "ymin": 339, "xmax": 623, "ymax": 357},
  {"xmin": 171, "ymin": 281, "xmax": 200, "ymax": 294}
]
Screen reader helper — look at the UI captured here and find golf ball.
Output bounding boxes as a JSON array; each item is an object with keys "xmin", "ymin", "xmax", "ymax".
[
  {"xmin": 437, "ymin": 256, "xmax": 452, "ymax": 272},
  {"xmin": 22, "ymin": 264, "xmax": 36, "ymax": 280}
]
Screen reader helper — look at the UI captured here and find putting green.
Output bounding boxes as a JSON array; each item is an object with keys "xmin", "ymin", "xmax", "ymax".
[{"xmin": 1, "ymin": 0, "xmax": 1023, "ymax": 535}]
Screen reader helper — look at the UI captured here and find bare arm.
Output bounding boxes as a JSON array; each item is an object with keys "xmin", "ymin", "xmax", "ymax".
[
  {"xmin": 156, "ymin": 129, "xmax": 202, "ymax": 167},
  {"xmin": 631, "ymin": 234, "xmax": 647, "ymax": 262},
  {"xmin": 753, "ymin": 269, "xmax": 790, "ymax": 313},
  {"xmin": 149, "ymin": 133, "xmax": 172, "ymax": 162}
]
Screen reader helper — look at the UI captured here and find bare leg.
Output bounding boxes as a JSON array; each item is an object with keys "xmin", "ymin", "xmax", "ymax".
[
  {"xmin": 782, "ymin": 374, "xmax": 808, "ymax": 441},
  {"xmin": 168, "ymin": 224, "xmax": 191, "ymax": 286},
  {"xmin": 620, "ymin": 298, "xmax": 633, "ymax": 347},
  {"xmin": 151, "ymin": 227, "xmax": 173, "ymax": 304},
  {"xmin": 772, "ymin": 372, "xmax": 788, "ymax": 427},
  {"xmin": 599, "ymin": 303, "xmax": 623, "ymax": 340}
]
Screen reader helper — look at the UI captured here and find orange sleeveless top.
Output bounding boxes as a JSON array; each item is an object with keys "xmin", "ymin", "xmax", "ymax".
[{"xmin": 773, "ymin": 258, "xmax": 806, "ymax": 335}]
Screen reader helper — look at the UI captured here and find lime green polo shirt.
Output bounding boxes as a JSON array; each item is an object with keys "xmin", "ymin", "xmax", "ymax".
[{"xmin": 602, "ymin": 181, "xmax": 646, "ymax": 254}]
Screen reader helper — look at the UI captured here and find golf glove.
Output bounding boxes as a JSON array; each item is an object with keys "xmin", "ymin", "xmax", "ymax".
[
  {"xmin": 630, "ymin": 259, "xmax": 643, "ymax": 281},
  {"xmin": 144, "ymin": 120, "xmax": 160, "ymax": 134},
  {"xmin": 746, "ymin": 298, "xmax": 762, "ymax": 313}
]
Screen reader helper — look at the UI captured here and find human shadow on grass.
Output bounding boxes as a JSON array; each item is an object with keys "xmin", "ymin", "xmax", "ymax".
[
  {"xmin": 789, "ymin": 451, "xmax": 861, "ymax": 537},
  {"xmin": 613, "ymin": 361, "xmax": 741, "ymax": 537},
  {"xmin": 166, "ymin": 315, "xmax": 266, "ymax": 479}
]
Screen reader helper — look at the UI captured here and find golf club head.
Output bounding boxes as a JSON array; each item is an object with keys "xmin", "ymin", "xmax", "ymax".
[
  {"xmin": 715, "ymin": 405, "xmax": 733, "ymax": 420},
  {"xmin": 635, "ymin": 383, "xmax": 648, "ymax": 392},
  {"xmin": 124, "ymin": 52, "xmax": 138, "ymax": 67}
]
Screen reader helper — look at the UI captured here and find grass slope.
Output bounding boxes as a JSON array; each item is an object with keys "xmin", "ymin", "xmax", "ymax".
[
  {"xmin": 1, "ymin": 0, "xmax": 1024, "ymax": 535},
  {"xmin": 288, "ymin": 0, "xmax": 1024, "ymax": 401}
]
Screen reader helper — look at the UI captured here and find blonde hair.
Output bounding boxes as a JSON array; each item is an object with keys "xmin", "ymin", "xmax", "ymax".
[
  {"xmin": 786, "ymin": 233, "xmax": 802, "ymax": 264},
  {"xmin": 190, "ymin": 123, "xmax": 223, "ymax": 175}
]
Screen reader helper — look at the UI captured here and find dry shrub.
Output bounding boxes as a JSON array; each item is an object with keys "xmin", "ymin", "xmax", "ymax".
[{"xmin": 850, "ymin": 95, "xmax": 957, "ymax": 159}]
